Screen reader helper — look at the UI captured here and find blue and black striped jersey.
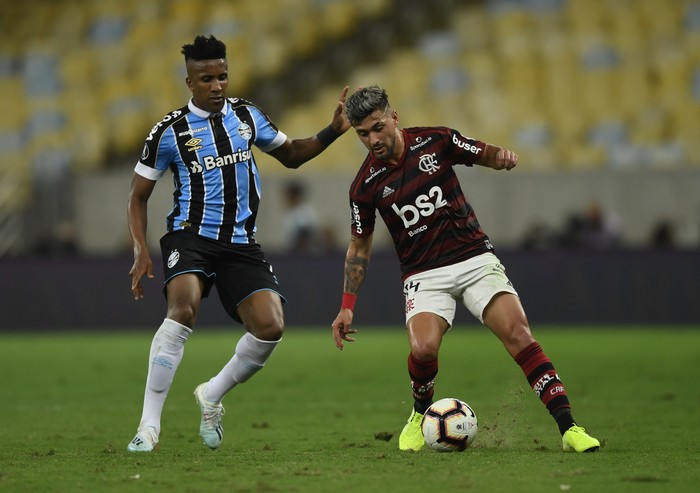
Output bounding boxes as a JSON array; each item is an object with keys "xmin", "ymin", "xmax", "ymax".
[{"xmin": 135, "ymin": 97, "xmax": 287, "ymax": 244}]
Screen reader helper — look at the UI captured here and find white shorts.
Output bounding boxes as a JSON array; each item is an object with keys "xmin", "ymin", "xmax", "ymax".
[{"xmin": 402, "ymin": 252, "xmax": 518, "ymax": 326}]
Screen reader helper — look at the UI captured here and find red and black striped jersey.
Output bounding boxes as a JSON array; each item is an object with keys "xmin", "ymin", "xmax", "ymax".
[{"xmin": 348, "ymin": 126, "xmax": 493, "ymax": 279}]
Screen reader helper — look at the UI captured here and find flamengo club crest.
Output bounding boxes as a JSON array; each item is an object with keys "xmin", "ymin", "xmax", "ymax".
[{"xmin": 418, "ymin": 153, "xmax": 439, "ymax": 174}]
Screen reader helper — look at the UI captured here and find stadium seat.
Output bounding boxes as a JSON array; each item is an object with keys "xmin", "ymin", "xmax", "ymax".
[
  {"xmin": 0, "ymin": 157, "xmax": 31, "ymax": 211},
  {"xmin": 1, "ymin": 0, "xmax": 698, "ymax": 183},
  {"xmin": 0, "ymin": 77, "xmax": 26, "ymax": 129},
  {"xmin": 319, "ymin": 0, "xmax": 360, "ymax": 40}
]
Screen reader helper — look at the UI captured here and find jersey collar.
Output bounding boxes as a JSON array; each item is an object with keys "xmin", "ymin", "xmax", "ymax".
[{"xmin": 187, "ymin": 98, "xmax": 230, "ymax": 119}]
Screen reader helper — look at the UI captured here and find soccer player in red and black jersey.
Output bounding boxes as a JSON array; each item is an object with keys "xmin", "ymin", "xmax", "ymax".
[{"xmin": 331, "ymin": 86, "xmax": 600, "ymax": 453}]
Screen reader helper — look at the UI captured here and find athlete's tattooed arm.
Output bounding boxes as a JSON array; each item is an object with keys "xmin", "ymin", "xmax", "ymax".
[
  {"xmin": 344, "ymin": 256, "xmax": 368, "ymax": 294},
  {"xmin": 332, "ymin": 233, "xmax": 373, "ymax": 350},
  {"xmin": 343, "ymin": 234, "xmax": 372, "ymax": 295}
]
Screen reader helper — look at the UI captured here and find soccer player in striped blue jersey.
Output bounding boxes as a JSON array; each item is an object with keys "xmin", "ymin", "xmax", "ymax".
[
  {"xmin": 331, "ymin": 86, "xmax": 600, "ymax": 453},
  {"xmin": 126, "ymin": 35, "xmax": 349, "ymax": 452}
]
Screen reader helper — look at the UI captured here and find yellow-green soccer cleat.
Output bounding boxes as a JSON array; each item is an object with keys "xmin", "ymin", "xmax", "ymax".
[
  {"xmin": 399, "ymin": 410, "xmax": 425, "ymax": 451},
  {"xmin": 562, "ymin": 425, "xmax": 600, "ymax": 453}
]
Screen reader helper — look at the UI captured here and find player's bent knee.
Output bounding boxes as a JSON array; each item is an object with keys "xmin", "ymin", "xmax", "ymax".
[
  {"xmin": 251, "ymin": 319, "xmax": 284, "ymax": 341},
  {"xmin": 500, "ymin": 323, "xmax": 535, "ymax": 355},
  {"xmin": 165, "ymin": 305, "xmax": 198, "ymax": 328},
  {"xmin": 410, "ymin": 340, "xmax": 440, "ymax": 361}
]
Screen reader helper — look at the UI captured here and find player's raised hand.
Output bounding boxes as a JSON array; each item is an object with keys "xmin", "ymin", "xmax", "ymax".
[
  {"xmin": 332, "ymin": 309, "xmax": 358, "ymax": 350},
  {"xmin": 330, "ymin": 85, "xmax": 351, "ymax": 134},
  {"xmin": 493, "ymin": 147, "xmax": 518, "ymax": 170}
]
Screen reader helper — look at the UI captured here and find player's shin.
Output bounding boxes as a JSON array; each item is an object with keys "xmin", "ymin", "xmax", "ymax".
[
  {"xmin": 138, "ymin": 318, "xmax": 192, "ymax": 432},
  {"xmin": 514, "ymin": 341, "xmax": 576, "ymax": 434},
  {"xmin": 408, "ymin": 352, "xmax": 438, "ymax": 414},
  {"xmin": 204, "ymin": 332, "xmax": 281, "ymax": 402}
]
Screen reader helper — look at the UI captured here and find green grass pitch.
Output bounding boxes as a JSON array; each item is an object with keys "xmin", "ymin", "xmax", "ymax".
[{"xmin": 1, "ymin": 326, "xmax": 698, "ymax": 493}]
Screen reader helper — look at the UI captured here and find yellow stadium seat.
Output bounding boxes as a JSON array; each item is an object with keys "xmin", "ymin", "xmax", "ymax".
[
  {"xmin": 319, "ymin": 1, "xmax": 359, "ymax": 40},
  {"xmin": 357, "ymin": 0, "xmax": 391, "ymax": 19},
  {"xmin": 629, "ymin": 106, "xmax": 669, "ymax": 146},
  {"xmin": 0, "ymin": 159, "xmax": 31, "ymax": 210},
  {"xmin": 167, "ymin": 0, "xmax": 205, "ymax": 25},
  {"xmin": 2, "ymin": 0, "xmax": 698, "ymax": 178},
  {"xmin": 0, "ymin": 77, "xmax": 27, "ymax": 131},
  {"xmin": 563, "ymin": 144, "xmax": 606, "ymax": 169},
  {"xmin": 68, "ymin": 115, "xmax": 110, "ymax": 171}
]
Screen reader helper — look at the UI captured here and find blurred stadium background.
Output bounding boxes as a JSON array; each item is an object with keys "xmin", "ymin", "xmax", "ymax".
[{"xmin": 1, "ymin": 0, "xmax": 699, "ymax": 328}]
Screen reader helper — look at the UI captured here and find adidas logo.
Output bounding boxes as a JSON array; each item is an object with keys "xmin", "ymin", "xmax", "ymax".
[{"xmin": 382, "ymin": 186, "xmax": 395, "ymax": 198}]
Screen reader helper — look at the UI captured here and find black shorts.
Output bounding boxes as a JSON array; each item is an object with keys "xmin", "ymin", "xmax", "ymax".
[{"xmin": 159, "ymin": 230, "xmax": 285, "ymax": 323}]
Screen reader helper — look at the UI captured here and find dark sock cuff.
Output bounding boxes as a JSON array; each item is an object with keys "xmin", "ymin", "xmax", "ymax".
[{"xmin": 553, "ymin": 408, "xmax": 575, "ymax": 435}]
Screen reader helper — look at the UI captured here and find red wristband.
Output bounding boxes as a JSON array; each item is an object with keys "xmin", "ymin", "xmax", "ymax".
[{"xmin": 341, "ymin": 293, "xmax": 357, "ymax": 311}]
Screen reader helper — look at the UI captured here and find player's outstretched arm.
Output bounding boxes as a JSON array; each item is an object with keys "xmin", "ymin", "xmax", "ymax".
[
  {"xmin": 478, "ymin": 144, "xmax": 519, "ymax": 171},
  {"xmin": 331, "ymin": 233, "xmax": 372, "ymax": 350},
  {"xmin": 268, "ymin": 85, "xmax": 350, "ymax": 169}
]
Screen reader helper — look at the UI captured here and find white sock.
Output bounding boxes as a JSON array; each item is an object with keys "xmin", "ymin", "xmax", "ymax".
[
  {"xmin": 204, "ymin": 332, "xmax": 280, "ymax": 403},
  {"xmin": 137, "ymin": 318, "xmax": 192, "ymax": 434}
]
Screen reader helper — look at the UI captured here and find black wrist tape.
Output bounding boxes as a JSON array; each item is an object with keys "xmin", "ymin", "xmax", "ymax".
[{"xmin": 316, "ymin": 125, "xmax": 340, "ymax": 148}]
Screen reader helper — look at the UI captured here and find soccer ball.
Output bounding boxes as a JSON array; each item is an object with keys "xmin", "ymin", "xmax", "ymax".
[{"xmin": 421, "ymin": 398, "xmax": 478, "ymax": 452}]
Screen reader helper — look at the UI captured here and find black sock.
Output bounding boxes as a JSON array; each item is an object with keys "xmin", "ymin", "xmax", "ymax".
[
  {"xmin": 553, "ymin": 408, "xmax": 576, "ymax": 435},
  {"xmin": 414, "ymin": 400, "xmax": 432, "ymax": 415}
]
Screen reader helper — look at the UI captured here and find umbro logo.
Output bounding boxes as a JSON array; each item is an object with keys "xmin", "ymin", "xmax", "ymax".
[
  {"xmin": 185, "ymin": 138, "xmax": 203, "ymax": 152},
  {"xmin": 382, "ymin": 186, "xmax": 395, "ymax": 198}
]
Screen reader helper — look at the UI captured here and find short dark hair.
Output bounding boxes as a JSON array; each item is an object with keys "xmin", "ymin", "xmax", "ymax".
[
  {"xmin": 345, "ymin": 86, "xmax": 390, "ymax": 126},
  {"xmin": 181, "ymin": 35, "xmax": 227, "ymax": 62}
]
